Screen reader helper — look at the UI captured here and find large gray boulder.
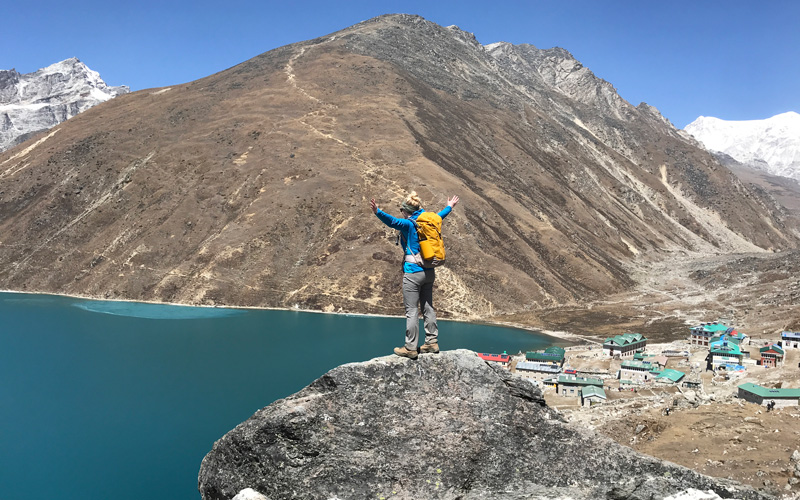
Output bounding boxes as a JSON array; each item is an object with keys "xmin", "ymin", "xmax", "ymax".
[{"xmin": 198, "ymin": 350, "xmax": 769, "ymax": 500}]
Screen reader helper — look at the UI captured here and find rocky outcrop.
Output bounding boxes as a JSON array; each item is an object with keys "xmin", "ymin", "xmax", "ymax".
[
  {"xmin": 712, "ymin": 151, "xmax": 800, "ymax": 217},
  {"xmin": 0, "ymin": 58, "xmax": 128, "ymax": 152},
  {"xmin": 198, "ymin": 350, "xmax": 769, "ymax": 500}
]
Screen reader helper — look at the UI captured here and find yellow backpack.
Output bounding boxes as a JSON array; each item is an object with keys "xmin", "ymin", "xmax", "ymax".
[{"xmin": 413, "ymin": 212, "xmax": 445, "ymax": 268}]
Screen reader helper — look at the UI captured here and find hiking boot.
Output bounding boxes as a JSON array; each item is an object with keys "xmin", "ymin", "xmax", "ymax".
[
  {"xmin": 419, "ymin": 342, "xmax": 439, "ymax": 354},
  {"xmin": 393, "ymin": 346, "xmax": 418, "ymax": 359}
]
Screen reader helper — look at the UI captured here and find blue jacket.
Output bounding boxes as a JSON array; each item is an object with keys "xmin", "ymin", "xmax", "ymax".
[{"xmin": 375, "ymin": 206, "xmax": 452, "ymax": 273}]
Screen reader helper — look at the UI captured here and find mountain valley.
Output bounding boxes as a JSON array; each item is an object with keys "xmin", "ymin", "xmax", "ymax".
[{"xmin": 1, "ymin": 14, "xmax": 798, "ymax": 339}]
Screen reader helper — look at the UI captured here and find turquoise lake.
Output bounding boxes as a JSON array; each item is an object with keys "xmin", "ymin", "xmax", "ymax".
[{"xmin": 0, "ymin": 291, "xmax": 568, "ymax": 500}]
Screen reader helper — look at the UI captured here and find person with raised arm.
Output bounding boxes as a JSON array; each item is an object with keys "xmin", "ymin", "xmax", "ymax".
[{"xmin": 370, "ymin": 191, "xmax": 459, "ymax": 359}]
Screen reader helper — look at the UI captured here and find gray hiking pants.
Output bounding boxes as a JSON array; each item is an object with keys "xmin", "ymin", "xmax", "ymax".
[{"xmin": 402, "ymin": 269, "xmax": 438, "ymax": 350}]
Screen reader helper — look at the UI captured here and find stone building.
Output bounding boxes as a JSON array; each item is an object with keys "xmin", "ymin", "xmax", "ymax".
[
  {"xmin": 556, "ymin": 375, "xmax": 603, "ymax": 397},
  {"xmin": 738, "ymin": 383, "xmax": 800, "ymax": 408},
  {"xmin": 619, "ymin": 360, "xmax": 659, "ymax": 383},
  {"xmin": 635, "ymin": 353, "xmax": 668, "ymax": 369},
  {"xmin": 580, "ymin": 385, "xmax": 607, "ymax": 407}
]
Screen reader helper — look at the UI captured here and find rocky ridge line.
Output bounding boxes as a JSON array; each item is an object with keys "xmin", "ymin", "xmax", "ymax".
[
  {"xmin": 0, "ymin": 15, "xmax": 796, "ymax": 320},
  {"xmin": 684, "ymin": 112, "xmax": 800, "ymax": 182},
  {"xmin": 0, "ymin": 58, "xmax": 129, "ymax": 152}
]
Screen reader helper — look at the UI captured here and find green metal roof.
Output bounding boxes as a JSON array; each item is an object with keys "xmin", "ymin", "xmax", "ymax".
[
  {"xmin": 526, "ymin": 346, "xmax": 565, "ymax": 362},
  {"xmin": 557, "ymin": 375, "xmax": 603, "ymax": 387},
  {"xmin": 581, "ymin": 385, "xmax": 607, "ymax": 399},
  {"xmin": 603, "ymin": 333, "xmax": 645, "ymax": 347},
  {"xmin": 738, "ymin": 383, "xmax": 800, "ymax": 399},
  {"xmin": 710, "ymin": 341, "xmax": 742, "ymax": 356},
  {"xmin": 620, "ymin": 360, "xmax": 652, "ymax": 369},
  {"xmin": 692, "ymin": 323, "xmax": 729, "ymax": 333},
  {"xmin": 760, "ymin": 344, "xmax": 785, "ymax": 355},
  {"xmin": 710, "ymin": 335, "xmax": 741, "ymax": 345},
  {"xmin": 656, "ymin": 369, "xmax": 686, "ymax": 383}
]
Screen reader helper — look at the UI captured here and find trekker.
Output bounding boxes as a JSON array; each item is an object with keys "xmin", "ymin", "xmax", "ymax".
[{"xmin": 370, "ymin": 191, "xmax": 459, "ymax": 359}]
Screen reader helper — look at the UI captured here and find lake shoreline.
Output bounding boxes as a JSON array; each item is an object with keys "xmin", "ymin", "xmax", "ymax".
[
  {"xmin": 1, "ymin": 289, "xmax": 572, "ymax": 500},
  {"xmin": 0, "ymin": 288, "xmax": 584, "ymax": 345}
]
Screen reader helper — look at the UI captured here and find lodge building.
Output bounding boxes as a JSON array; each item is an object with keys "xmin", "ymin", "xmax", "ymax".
[
  {"xmin": 780, "ymin": 331, "xmax": 800, "ymax": 350},
  {"xmin": 760, "ymin": 344, "xmax": 784, "ymax": 368},
  {"xmin": 689, "ymin": 322, "xmax": 746, "ymax": 347},
  {"xmin": 602, "ymin": 333, "xmax": 647, "ymax": 358}
]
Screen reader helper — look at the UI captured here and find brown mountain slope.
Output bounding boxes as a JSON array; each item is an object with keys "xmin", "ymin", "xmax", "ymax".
[
  {"xmin": 714, "ymin": 151, "xmax": 800, "ymax": 214},
  {"xmin": 0, "ymin": 14, "xmax": 797, "ymax": 322}
]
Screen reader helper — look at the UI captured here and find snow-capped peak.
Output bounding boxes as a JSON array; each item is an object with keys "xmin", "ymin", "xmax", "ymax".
[
  {"xmin": 0, "ymin": 58, "xmax": 129, "ymax": 152},
  {"xmin": 684, "ymin": 112, "xmax": 800, "ymax": 181}
]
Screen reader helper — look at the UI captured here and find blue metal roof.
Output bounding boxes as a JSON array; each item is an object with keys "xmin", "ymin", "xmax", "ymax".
[{"xmin": 516, "ymin": 361, "xmax": 560, "ymax": 373}]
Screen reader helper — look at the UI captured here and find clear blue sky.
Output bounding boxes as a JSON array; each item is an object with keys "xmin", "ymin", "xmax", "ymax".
[{"xmin": 3, "ymin": 0, "xmax": 798, "ymax": 128}]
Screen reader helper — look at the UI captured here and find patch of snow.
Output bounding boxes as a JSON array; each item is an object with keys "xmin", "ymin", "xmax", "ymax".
[
  {"xmin": 0, "ymin": 58, "xmax": 129, "ymax": 152},
  {"xmin": 684, "ymin": 112, "xmax": 800, "ymax": 181},
  {"xmin": 664, "ymin": 488, "xmax": 722, "ymax": 500},
  {"xmin": 232, "ymin": 488, "xmax": 269, "ymax": 500}
]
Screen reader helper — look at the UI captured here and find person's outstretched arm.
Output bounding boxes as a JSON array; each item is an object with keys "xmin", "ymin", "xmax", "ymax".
[
  {"xmin": 439, "ymin": 195, "xmax": 459, "ymax": 219},
  {"xmin": 371, "ymin": 198, "xmax": 412, "ymax": 230}
]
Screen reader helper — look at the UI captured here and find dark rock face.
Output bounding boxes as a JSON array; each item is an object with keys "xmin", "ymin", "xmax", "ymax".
[
  {"xmin": 0, "ymin": 69, "xmax": 21, "ymax": 101},
  {"xmin": 198, "ymin": 350, "xmax": 769, "ymax": 500}
]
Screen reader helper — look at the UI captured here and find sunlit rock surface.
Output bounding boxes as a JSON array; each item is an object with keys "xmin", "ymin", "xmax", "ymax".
[
  {"xmin": 0, "ymin": 58, "xmax": 128, "ymax": 152},
  {"xmin": 198, "ymin": 350, "xmax": 769, "ymax": 500}
]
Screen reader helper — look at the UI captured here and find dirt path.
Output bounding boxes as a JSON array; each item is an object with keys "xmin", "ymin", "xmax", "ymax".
[
  {"xmin": 597, "ymin": 400, "xmax": 799, "ymax": 496},
  {"xmin": 497, "ymin": 250, "xmax": 799, "ymax": 342}
]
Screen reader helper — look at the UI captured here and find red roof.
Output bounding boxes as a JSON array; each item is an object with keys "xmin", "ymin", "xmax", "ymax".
[{"xmin": 478, "ymin": 353, "xmax": 510, "ymax": 362}]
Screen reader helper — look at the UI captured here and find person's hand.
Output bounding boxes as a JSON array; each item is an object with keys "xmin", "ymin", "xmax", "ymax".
[
  {"xmin": 369, "ymin": 198, "xmax": 378, "ymax": 214},
  {"xmin": 447, "ymin": 195, "xmax": 459, "ymax": 208}
]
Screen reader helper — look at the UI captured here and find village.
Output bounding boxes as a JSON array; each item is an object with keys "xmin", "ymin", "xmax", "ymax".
[
  {"xmin": 478, "ymin": 325, "xmax": 800, "ymax": 495},
  {"xmin": 479, "ymin": 325, "xmax": 800, "ymax": 409}
]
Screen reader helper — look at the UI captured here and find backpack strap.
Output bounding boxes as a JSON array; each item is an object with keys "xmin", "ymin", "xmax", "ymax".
[
  {"xmin": 404, "ymin": 254, "xmax": 424, "ymax": 265},
  {"xmin": 403, "ymin": 218, "xmax": 426, "ymax": 266}
]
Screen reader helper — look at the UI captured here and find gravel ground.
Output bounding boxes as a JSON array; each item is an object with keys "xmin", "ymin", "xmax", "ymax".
[{"xmin": 520, "ymin": 342, "xmax": 800, "ymax": 498}]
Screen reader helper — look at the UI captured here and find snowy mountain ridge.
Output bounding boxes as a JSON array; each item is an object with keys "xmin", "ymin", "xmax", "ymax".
[
  {"xmin": 684, "ymin": 112, "xmax": 800, "ymax": 181},
  {"xmin": 0, "ymin": 58, "xmax": 129, "ymax": 152}
]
